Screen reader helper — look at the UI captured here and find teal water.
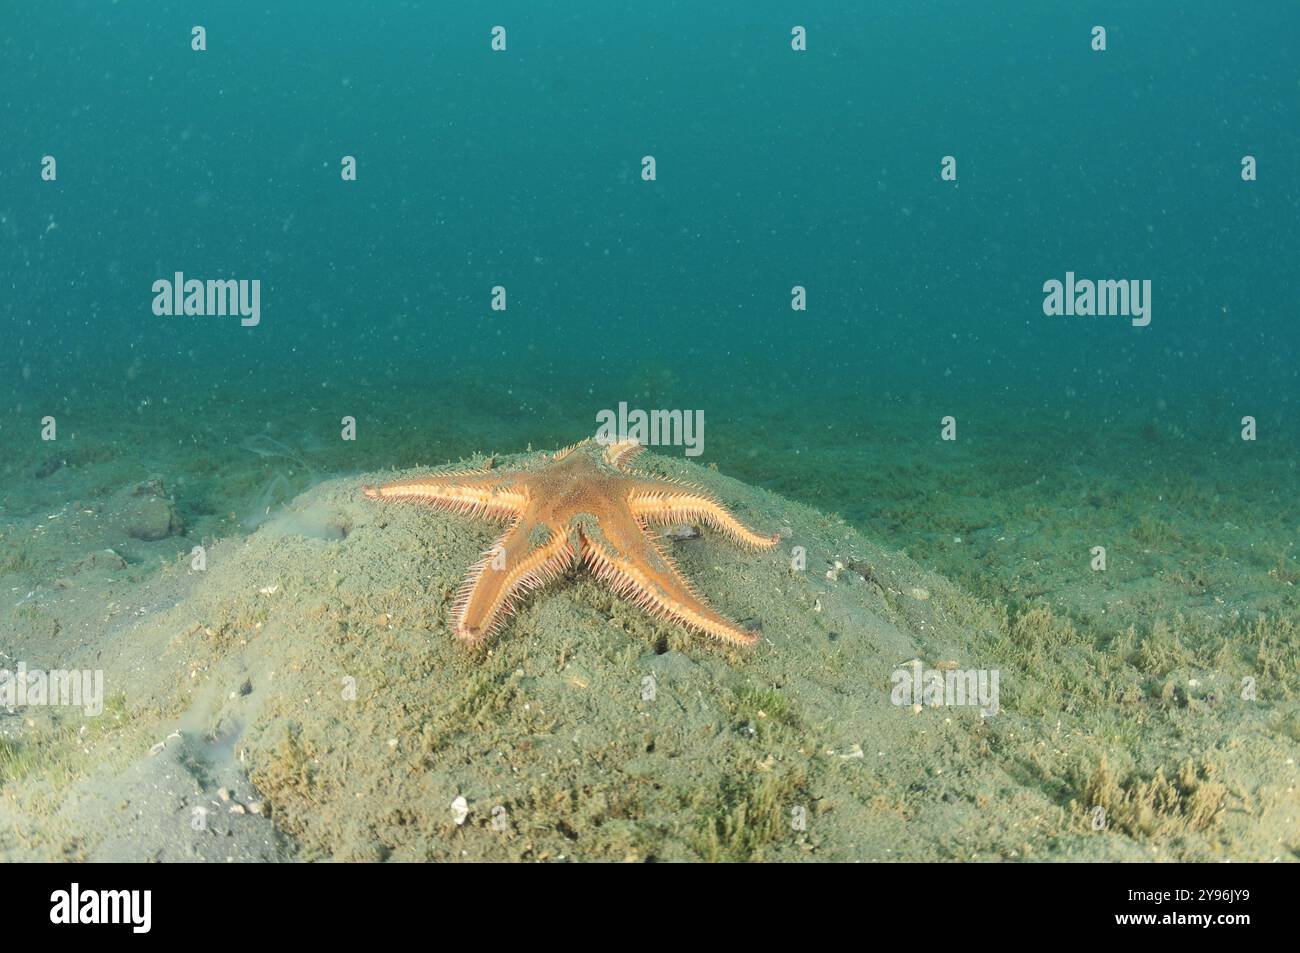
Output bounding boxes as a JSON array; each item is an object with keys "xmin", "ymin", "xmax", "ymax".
[{"xmin": 2, "ymin": 2, "xmax": 1297, "ymax": 588}]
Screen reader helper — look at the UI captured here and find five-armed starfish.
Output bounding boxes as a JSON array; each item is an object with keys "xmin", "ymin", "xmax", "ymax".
[{"xmin": 362, "ymin": 439, "xmax": 778, "ymax": 648}]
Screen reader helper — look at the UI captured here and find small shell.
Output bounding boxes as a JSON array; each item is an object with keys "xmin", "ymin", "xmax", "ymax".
[{"xmin": 451, "ymin": 795, "xmax": 470, "ymax": 826}]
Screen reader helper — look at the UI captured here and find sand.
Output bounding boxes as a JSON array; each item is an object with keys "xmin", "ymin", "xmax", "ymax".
[{"xmin": 1, "ymin": 443, "xmax": 1295, "ymax": 862}]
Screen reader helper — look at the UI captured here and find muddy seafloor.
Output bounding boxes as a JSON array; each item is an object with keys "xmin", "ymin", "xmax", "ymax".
[{"xmin": 1, "ymin": 445, "xmax": 1295, "ymax": 862}]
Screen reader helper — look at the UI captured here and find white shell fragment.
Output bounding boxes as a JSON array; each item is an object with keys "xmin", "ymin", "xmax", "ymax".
[{"xmin": 451, "ymin": 795, "xmax": 470, "ymax": 826}]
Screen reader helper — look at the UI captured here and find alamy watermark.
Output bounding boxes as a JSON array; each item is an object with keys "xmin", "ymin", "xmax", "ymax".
[
  {"xmin": 49, "ymin": 883, "xmax": 150, "ymax": 933},
  {"xmin": 152, "ymin": 272, "xmax": 261, "ymax": 327},
  {"xmin": 890, "ymin": 662, "xmax": 1000, "ymax": 716},
  {"xmin": 595, "ymin": 401, "xmax": 704, "ymax": 457},
  {"xmin": 1042, "ymin": 271, "xmax": 1151, "ymax": 327},
  {"xmin": 0, "ymin": 663, "xmax": 104, "ymax": 716}
]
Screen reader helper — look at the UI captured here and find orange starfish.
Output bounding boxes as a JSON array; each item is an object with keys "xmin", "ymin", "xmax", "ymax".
[{"xmin": 362, "ymin": 439, "xmax": 778, "ymax": 648}]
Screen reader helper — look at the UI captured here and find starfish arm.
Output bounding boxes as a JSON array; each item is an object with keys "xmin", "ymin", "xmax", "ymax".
[
  {"xmin": 580, "ymin": 516, "xmax": 761, "ymax": 647},
  {"xmin": 627, "ymin": 484, "xmax": 779, "ymax": 550},
  {"xmin": 601, "ymin": 439, "xmax": 645, "ymax": 471},
  {"xmin": 362, "ymin": 472, "xmax": 527, "ymax": 522},
  {"xmin": 552, "ymin": 438, "xmax": 596, "ymax": 461},
  {"xmin": 452, "ymin": 519, "xmax": 574, "ymax": 644}
]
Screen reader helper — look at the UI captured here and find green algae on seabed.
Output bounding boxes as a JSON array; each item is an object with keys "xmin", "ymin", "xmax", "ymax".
[
  {"xmin": 1072, "ymin": 756, "xmax": 1227, "ymax": 839},
  {"xmin": 0, "ymin": 694, "xmax": 132, "ymax": 817},
  {"xmin": 0, "ymin": 445, "xmax": 1296, "ymax": 862}
]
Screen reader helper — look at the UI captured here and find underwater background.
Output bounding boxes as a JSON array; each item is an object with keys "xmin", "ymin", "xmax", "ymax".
[
  {"xmin": 0, "ymin": 2, "xmax": 1297, "ymax": 860},
  {"xmin": 5, "ymin": 0, "xmax": 1297, "ymax": 624}
]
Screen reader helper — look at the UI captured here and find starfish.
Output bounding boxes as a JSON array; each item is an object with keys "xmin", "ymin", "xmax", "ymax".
[{"xmin": 362, "ymin": 439, "xmax": 779, "ymax": 648}]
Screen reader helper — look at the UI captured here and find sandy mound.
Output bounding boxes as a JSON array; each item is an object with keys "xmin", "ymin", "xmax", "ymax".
[{"xmin": 1, "ymin": 449, "xmax": 1293, "ymax": 861}]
